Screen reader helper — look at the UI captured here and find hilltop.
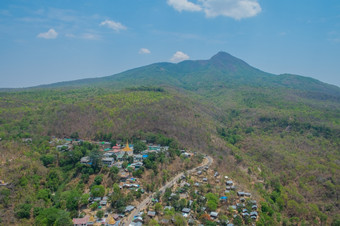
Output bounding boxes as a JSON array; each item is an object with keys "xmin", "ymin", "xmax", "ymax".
[{"xmin": 0, "ymin": 52, "xmax": 339, "ymax": 225}]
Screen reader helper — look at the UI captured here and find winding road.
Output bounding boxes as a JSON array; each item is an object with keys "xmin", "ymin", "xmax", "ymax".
[{"xmin": 122, "ymin": 155, "xmax": 213, "ymax": 226}]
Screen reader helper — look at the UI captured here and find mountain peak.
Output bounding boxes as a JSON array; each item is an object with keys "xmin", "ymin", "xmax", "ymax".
[{"xmin": 208, "ymin": 51, "xmax": 249, "ymax": 70}]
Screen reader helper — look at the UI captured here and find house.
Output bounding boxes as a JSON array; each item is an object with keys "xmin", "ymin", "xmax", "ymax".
[
  {"xmin": 80, "ymin": 156, "xmax": 91, "ymax": 164},
  {"xmin": 182, "ymin": 208, "xmax": 191, "ymax": 214},
  {"xmin": 244, "ymin": 192, "xmax": 251, "ymax": 197},
  {"xmin": 99, "ymin": 200, "xmax": 107, "ymax": 206},
  {"xmin": 103, "ymin": 152, "xmax": 114, "ymax": 157},
  {"xmin": 57, "ymin": 144, "xmax": 69, "ymax": 151},
  {"xmin": 210, "ymin": 212, "xmax": 219, "ymax": 218},
  {"xmin": 148, "ymin": 145, "xmax": 160, "ymax": 151},
  {"xmin": 220, "ymin": 196, "xmax": 228, "ymax": 201},
  {"xmin": 181, "ymin": 152, "xmax": 192, "ymax": 158},
  {"xmin": 242, "ymin": 212, "xmax": 250, "ymax": 217},
  {"xmin": 112, "ymin": 145, "xmax": 121, "ymax": 150},
  {"xmin": 164, "ymin": 206, "xmax": 173, "ymax": 211},
  {"xmin": 93, "ymin": 197, "xmax": 102, "ymax": 202},
  {"xmin": 202, "ymin": 178, "xmax": 208, "ymax": 182},
  {"xmin": 133, "ymin": 154, "xmax": 143, "ymax": 162},
  {"xmin": 133, "ymin": 216, "xmax": 143, "ymax": 223},
  {"xmin": 194, "ymin": 182, "xmax": 200, "ymax": 187},
  {"xmin": 240, "ymin": 198, "xmax": 246, "ymax": 202},
  {"xmin": 160, "ymin": 219, "xmax": 169, "ymax": 224},
  {"xmin": 226, "ymin": 180, "xmax": 233, "ymax": 185},
  {"xmin": 130, "ymin": 162, "xmax": 143, "ymax": 169},
  {"xmin": 147, "ymin": 211, "xmax": 156, "ymax": 217},
  {"xmin": 214, "ymin": 172, "xmax": 219, "ymax": 177},
  {"xmin": 237, "ymin": 191, "xmax": 245, "ymax": 196},
  {"xmin": 102, "ymin": 157, "xmax": 114, "ymax": 166},
  {"xmin": 130, "ymin": 222, "xmax": 142, "ymax": 226},
  {"xmin": 119, "ymin": 172, "xmax": 129, "ymax": 182},
  {"xmin": 197, "ymin": 170, "xmax": 202, "ymax": 175},
  {"xmin": 125, "ymin": 205, "xmax": 135, "ymax": 213},
  {"xmin": 242, "ymin": 209, "xmax": 248, "ymax": 213},
  {"xmin": 72, "ymin": 216, "xmax": 89, "ymax": 226},
  {"xmin": 180, "ymin": 181, "xmax": 190, "ymax": 187},
  {"xmin": 226, "ymin": 186, "xmax": 231, "ymax": 190},
  {"xmin": 252, "ymin": 205, "xmax": 258, "ymax": 210},
  {"xmin": 113, "ymin": 162, "xmax": 123, "ymax": 169},
  {"xmin": 250, "ymin": 211, "xmax": 258, "ymax": 217}
]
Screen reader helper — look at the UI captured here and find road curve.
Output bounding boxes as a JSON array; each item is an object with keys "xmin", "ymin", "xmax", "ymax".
[{"xmin": 122, "ymin": 155, "xmax": 213, "ymax": 226}]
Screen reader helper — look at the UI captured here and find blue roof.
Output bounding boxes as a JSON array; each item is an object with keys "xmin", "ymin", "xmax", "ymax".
[
  {"xmin": 220, "ymin": 196, "xmax": 228, "ymax": 200},
  {"xmin": 142, "ymin": 155, "xmax": 148, "ymax": 158}
]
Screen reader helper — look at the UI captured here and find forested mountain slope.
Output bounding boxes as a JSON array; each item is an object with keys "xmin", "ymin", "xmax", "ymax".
[{"xmin": 0, "ymin": 52, "xmax": 339, "ymax": 225}]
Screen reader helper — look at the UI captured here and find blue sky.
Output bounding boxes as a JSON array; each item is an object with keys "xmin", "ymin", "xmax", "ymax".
[{"xmin": 0, "ymin": 0, "xmax": 339, "ymax": 88}]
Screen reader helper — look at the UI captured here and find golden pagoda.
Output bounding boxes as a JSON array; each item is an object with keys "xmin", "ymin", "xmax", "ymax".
[
  {"xmin": 89, "ymin": 215, "xmax": 95, "ymax": 223},
  {"xmin": 107, "ymin": 216, "xmax": 116, "ymax": 225},
  {"xmin": 122, "ymin": 140, "xmax": 132, "ymax": 152}
]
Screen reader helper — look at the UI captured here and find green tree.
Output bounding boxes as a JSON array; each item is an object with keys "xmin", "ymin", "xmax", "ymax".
[
  {"xmin": 15, "ymin": 203, "xmax": 32, "ymax": 219},
  {"xmin": 96, "ymin": 210, "xmax": 104, "ymax": 219},
  {"xmin": 133, "ymin": 141, "xmax": 147, "ymax": 154},
  {"xmin": 37, "ymin": 189, "xmax": 50, "ymax": 202},
  {"xmin": 80, "ymin": 193, "xmax": 90, "ymax": 206},
  {"xmin": 91, "ymin": 185, "xmax": 105, "ymax": 197},
  {"xmin": 90, "ymin": 202, "xmax": 98, "ymax": 210},
  {"xmin": 155, "ymin": 203, "xmax": 163, "ymax": 214},
  {"xmin": 35, "ymin": 207, "xmax": 72, "ymax": 226},
  {"xmin": 94, "ymin": 174, "xmax": 103, "ymax": 185}
]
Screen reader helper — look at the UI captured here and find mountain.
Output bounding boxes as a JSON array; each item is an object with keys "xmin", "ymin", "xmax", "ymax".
[
  {"xmin": 33, "ymin": 51, "xmax": 339, "ymax": 96},
  {"xmin": 0, "ymin": 52, "xmax": 339, "ymax": 225}
]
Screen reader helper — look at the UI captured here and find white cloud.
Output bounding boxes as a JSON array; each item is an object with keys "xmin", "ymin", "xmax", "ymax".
[
  {"xmin": 100, "ymin": 19, "xmax": 127, "ymax": 32},
  {"xmin": 139, "ymin": 48, "xmax": 151, "ymax": 54},
  {"xmin": 81, "ymin": 33, "xmax": 100, "ymax": 40},
  {"xmin": 167, "ymin": 0, "xmax": 261, "ymax": 20},
  {"xmin": 170, "ymin": 51, "xmax": 190, "ymax": 63},
  {"xmin": 199, "ymin": 0, "xmax": 261, "ymax": 19},
  {"xmin": 37, "ymin": 28, "xmax": 58, "ymax": 39},
  {"xmin": 167, "ymin": 0, "xmax": 202, "ymax": 12}
]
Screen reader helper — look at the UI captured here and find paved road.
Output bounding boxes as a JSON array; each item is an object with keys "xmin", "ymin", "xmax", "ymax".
[{"xmin": 122, "ymin": 155, "xmax": 213, "ymax": 226}]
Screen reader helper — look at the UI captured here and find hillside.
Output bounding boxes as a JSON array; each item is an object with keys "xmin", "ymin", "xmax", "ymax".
[{"xmin": 0, "ymin": 52, "xmax": 339, "ymax": 225}]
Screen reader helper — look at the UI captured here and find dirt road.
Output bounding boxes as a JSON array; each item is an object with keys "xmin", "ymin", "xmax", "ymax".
[{"xmin": 122, "ymin": 155, "xmax": 213, "ymax": 226}]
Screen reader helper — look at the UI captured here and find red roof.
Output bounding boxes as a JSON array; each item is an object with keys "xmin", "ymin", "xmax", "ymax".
[
  {"xmin": 112, "ymin": 145, "xmax": 121, "ymax": 149},
  {"xmin": 73, "ymin": 216, "xmax": 89, "ymax": 225}
]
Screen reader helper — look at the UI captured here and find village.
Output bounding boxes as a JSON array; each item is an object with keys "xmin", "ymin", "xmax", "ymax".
[{"xmin": 18, "ymin": 137, "xmax": 260, "ymax": 226}]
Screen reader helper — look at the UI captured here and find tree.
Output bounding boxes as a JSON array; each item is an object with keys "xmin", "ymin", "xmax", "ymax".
[
  {"xmin": 94, "ymin": 174, "xmax": 103, "ymax": 185},
  {"xmin": 40, "ymin": 154, "xmax": 55, "ymax": 166},
  {"xmin": 91, "ymin": 185, "xmax": 105, "ymax": 197},
  {"xmin": 35, "ymin": 207, "xmax": 72, "ymax": 226},
  {"xmin": 122, "ymin": 161, "xmax": 128, "ymax": 169},
  {"xmin": 110, "ymin": 166, "xmax": 119, "ymax": 175},
  {"xmin": 207, "ymin": 200, "xmax": 218, "ymax": 211},
  {"xmin": 154, "ymin": 203, "xmax": 163, "ymax": 214},
  {"xmin": 15, "ymin": 203, "xmax": 32, "ymax": 219},
  {"xmin": 149, "ymin": 219, "xmax": 160, "ymax": 226},
  {"xmin": 90, "ymin": 202, "xmax": 98, "ymax": 210},
  {"xmin": 174, "ymin": 214, "xmax": 186, "ymax": 226},
  {"xmin": 80, "ymin": 193, "xmax": 90, "ymax": 206},
  {"xmin": 96, "ymin": 210, "xmax": 104, "ymax": 219},
  {"xmin": 37, "ymin": 189, "xmax": 50, "ymax": 202},
  {"xmin": 133, "ymin": 141, "xmax": 147, "ymax": 154},
  {"xmin": 70, "ymin": 132, "xmax": 79, "ymax": 140}
]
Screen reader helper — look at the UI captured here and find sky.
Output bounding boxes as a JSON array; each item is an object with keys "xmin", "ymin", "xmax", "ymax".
[{"xmin": 0, "ymin": 0, "xmax": 339, "ymax": 88}]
